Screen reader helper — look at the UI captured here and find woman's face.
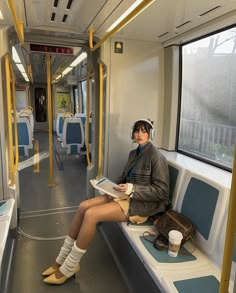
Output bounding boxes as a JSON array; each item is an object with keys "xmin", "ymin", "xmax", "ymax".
[{"xmin": 133, "ymin": 125, "xmax": 150, "ymax": 146}]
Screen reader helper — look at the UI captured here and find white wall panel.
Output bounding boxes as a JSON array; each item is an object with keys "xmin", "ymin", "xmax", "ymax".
[{"xmin": 101, "ymin": 37, "xmax": 164, "ymax": 180}]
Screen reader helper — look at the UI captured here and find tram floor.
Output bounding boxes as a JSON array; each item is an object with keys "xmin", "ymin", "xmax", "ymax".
[{"xmin": 5, "ymin": 131, "xmax": 130, "ymax": 293}]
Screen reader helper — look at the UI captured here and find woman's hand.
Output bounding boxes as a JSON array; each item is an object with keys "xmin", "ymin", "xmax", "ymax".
[{"xmin": 114, "ymin": 183, "xmax": 128, "ymax": 192}]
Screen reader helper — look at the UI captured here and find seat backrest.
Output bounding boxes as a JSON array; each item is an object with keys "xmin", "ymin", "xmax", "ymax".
[
  {"xmin": 167, "ymin": 160, "xmax": 186, "ymax": 207},
  {"xmin": 74, "ymin": 113, "xmax": 86, "ymax": 125},
  {"xmin": 56, "ymin": 113, "xmax": 65, "ymax": 137},
  {"xmin": 62, "ymin": 118, "xmax": 84, "ymax": 154},
  {"xmin": 176, "ymin": 170, "xmax": 229, "ymax": 261},
  {"xmin": 16, "ymin": 117, "xmax": 33, "ymax": 147}
]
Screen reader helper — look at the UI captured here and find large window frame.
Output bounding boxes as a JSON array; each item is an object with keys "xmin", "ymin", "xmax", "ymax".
[{"xmin": 177, "ymin": 24, "xmax": 236, "ymax": 172}]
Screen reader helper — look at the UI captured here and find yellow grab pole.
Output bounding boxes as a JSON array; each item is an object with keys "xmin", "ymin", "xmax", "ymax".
[
  {"xmin": 219, "ymin": 146, "xmax": 236, "ymax": 292},
  {"xmin": 46, "ymin": 54, "xmax": 54, "ymax": 186},
  {"xmin": 5, "ymin": 55, "xmax": 14, "ymax": 186},
  {"xmin": 89, "ymin": 0, "xmax": 155, "ymax": 51},
  {"xmin": 7, "ymin": 0, "xmax": 24, "ymax": 45},
  {"xmin": 85, "ymin": 67, "xmax": 92, "ymax": 167},
  {"xmin": 9, "ymin": 63, "xmax": 19, "ymax": 174},
  {"xmin": 97, "ymin": 64, "xmax": 103, "ymax": 178}
]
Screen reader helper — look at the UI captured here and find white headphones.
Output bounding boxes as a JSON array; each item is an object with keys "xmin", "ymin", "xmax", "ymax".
[{"xmin": 131, "ymin": 119, "xmax": 155, "ymax": 140}]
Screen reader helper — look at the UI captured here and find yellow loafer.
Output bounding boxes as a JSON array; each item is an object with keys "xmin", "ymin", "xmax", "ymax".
[
  {"xmin": 43, "ymin": 273, "xmax": 68, "ymax": 285},
  {"xmin": 43, "ymin": 264, "xmax": 80, "ymax": 285},
  {"xmin": 42, "ymin": 266, "xmax": 58, "ymax": 276}
]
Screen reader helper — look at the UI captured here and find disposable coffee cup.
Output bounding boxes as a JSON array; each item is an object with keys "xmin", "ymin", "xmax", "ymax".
[{"xmin": 168, "ymin": 230, "xmax": 183, "ymax": 257}]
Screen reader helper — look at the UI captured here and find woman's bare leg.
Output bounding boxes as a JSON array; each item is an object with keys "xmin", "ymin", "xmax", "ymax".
[
  {"xmin": 76, "ymin": 201, "xmax": 127, "ymax": 249},
  {"xmin": 55, "ymin": 201, "xmax": 126, "ymax": 278},
  {"xmin": 68, "ymin": 194, "xmax": 110, "ymax": 239},
  {"xmin": 52, "ymin": 195, "xmax": 111, "ymax": 269}
]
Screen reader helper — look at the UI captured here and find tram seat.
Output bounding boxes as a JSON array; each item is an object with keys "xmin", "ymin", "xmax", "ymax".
[
  {"xmin": 119, "ymin": 164, "xmax": 233, "ymax": 292},
  {"xmin": 74, "ymin": 113, "xmax": 86, "ymax": 125},
  {"xmin": 18, "ymin": 109, "xmax": 34, "ymax": 137},
  {"xmin": 56, "ymin": 113, "xmax": 72, "ymax": 142},
  {"xmin": 0, "ymin": 199, "xmax": 15, "ymax": 275},
  {"xmin": 13, "ymin": 117, "xmax": 33, "ymax": 157},
  {"xmin": 62, "ymin": 118, "xmax": 84, "ymax": 155}
]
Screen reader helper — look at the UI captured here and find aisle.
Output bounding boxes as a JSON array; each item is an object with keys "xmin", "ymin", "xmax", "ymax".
[{"xmin": 5, "ymin": 131, "xmax": 130, "ymax": 293}]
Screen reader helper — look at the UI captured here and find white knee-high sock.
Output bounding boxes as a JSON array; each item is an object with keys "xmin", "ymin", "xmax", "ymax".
[
  {"xmin": 56, "ymin": 235, "xmax": 75, "ymax": 265},
  {"xmin": 59, "ymin": 242, "xmax": 86, "ymax": 277}
]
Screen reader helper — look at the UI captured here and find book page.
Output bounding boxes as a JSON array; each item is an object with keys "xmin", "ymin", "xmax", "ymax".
[{"xmin": 90, "ymin": 178, "xmax": 125, "ymax": 198}]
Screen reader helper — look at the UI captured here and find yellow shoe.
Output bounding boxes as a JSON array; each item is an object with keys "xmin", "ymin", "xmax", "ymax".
[
  {"xmin": 42, "ymin": 266, "xmax": 58, "ymax": 276},
  {"xmin": 43, "ymin": 264, "xmax": 80, "ymax": 285}
]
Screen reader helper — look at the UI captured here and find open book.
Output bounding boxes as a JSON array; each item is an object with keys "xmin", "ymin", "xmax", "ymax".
[{"xmin": 90, "ymin": 177, "xmax": 125, "ymax": 198}]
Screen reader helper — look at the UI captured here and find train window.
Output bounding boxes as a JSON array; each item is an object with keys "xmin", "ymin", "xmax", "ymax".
[{"xmin": 178, "ymin": 26, "xmax": 236, "ymax": 171}]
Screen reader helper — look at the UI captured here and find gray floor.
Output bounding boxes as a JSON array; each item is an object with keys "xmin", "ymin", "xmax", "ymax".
[{"xmin": 5, "ymin": 131, "xmax": 130, "ymax": 293}]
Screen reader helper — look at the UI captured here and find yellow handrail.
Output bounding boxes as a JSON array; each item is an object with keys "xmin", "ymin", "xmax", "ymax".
[
  {"xmin": 97, "ymin": 63, "xmax": 103, "ymax": 178},
  {"xmin": 9, "ymin": 62, "xmax": 19, "ymax": 175},
  {"xmin": 89, "ymin": 0, "xmax": 155, "ymax": 51},
  {"xmin": 63, "ymin": 112, "xmax": 73, "ymax": 119},
  {"xmin": 25, "ymin": 106, "xmax": 33, "ymax": 111},
  {"xmin": 19, "ymin": 109, "xmax": 31, "ymax": 118},
  {"xmin": 5, "ymin": 54, "xmax": 14, "ymax": 186},
  {"xmin": 85, "ymin": 67, "xmax": 92, "ymax": 167},
  {"xmin": 219, "ymin": 146, "xmax": 236, "ymax": 293},
  {"xmin": 7, "ymin": 0, "xmax": 24, "ymax": 45},
  {"xmin": 46, "ymin": 54, "xmax": 54, "ymax": 187}
]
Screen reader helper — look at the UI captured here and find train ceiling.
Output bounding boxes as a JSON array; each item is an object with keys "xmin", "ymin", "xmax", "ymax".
[{"xmin": 0, "ymin": 0, "xmax": 235, "ymax": 83}]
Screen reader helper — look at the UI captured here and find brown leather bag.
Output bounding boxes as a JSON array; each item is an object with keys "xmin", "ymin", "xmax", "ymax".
[
  {"xmin": 144, "ymin": 210, "xmax": 196, "ymax": 252},
  {"xmin": 154, "ymin": 209, "xmax": 196, "ymax": 245}
]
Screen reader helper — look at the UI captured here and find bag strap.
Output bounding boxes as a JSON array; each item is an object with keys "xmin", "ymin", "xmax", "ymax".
[
  {"xmin": 166, "ymin": 210, "xmax": 189, "ymax": 233},
  {"xmin": 143, "ymin": 231, "xmax": 196, "ymax": 255},
  {"xmin": 143, "ymin": 231, "xmax": 168, "ymax": 250}
]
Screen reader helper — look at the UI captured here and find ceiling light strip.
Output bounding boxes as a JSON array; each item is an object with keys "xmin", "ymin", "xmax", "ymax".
[
  {"xmin": 7, "ymin": 0, "xmax": 24, "ymax": 44},
  {"xmin": 89, "ymin": 0, "xmax": 155, "ymax": 52}
]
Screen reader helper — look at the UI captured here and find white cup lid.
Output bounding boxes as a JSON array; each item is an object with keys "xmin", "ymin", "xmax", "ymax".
[{"xmin": 168, "ymin": 230, "xmax": 183, "ymax": 240}]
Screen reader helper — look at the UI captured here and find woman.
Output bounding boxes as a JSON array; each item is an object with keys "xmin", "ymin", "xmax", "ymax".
[{"xmin": 42, "ymin": 118, "xmax": 169, "ymax": 285}]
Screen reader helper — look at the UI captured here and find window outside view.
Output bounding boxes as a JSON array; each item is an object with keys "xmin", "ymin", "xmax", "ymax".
[{"xmin": 178, "ymin": 26, "xmax": 236, "ymax": 170}]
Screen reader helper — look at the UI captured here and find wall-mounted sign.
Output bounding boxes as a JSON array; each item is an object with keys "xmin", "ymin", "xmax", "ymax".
[
  {"xmin": 30, "ymin": 44, "xmax": 74, "ymax": 55},
  {"xmin": 114, "ymin": 42, "xmax": 123, "ymax": 54}
]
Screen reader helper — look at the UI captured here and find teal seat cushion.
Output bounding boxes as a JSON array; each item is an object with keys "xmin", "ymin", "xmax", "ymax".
[
  {"xmin": 181, "ymin": 178, "xmax": 218, "ymax": 240},
  {"xmin": 174, "ymin": 275, "xmax": 219, "ymax": 293},
  {"xmin": 140, "ymin": 235, "xmax": 196, "ymax": 263}
]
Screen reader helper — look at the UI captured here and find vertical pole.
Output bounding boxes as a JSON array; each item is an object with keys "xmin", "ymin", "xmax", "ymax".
[
  {"xmin": 46, "ymin": 54, "xmax": 54, "ymax": 186},
  {"xmin": 5, "ymin": 55, "xmax": 14, "ymax": 186},
  {"xmin": 10, "ymin": 64, "xmax": 19, "ymax": 174},
  {"xmin": 219, "ymin": 146, "xmax": 236, "ymax": 292},
  {"xmin": 97, "ymin": 63, "xmax": 103, "ymax": 178}
]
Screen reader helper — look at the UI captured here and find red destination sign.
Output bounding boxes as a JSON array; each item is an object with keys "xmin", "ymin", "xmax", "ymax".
[{"xmin": 30, "ymin": 44, "xmax": 73, "ymax": 55}]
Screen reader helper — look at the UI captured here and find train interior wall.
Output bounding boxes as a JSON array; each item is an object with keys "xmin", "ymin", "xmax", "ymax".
[{"xmin": 101, "ymin": 37, "xmax": 164, "ymax": 180}]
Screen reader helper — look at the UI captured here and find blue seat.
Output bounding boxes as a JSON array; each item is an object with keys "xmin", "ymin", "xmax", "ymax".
[
  {"xmin": 56, "ymin": 113, "xmax": 72, "ymax": 141},
  {"xmin": 13, "ymin": 117, "xmax": 33, "ymax": 156},
  {"xmin": 62, "ymin": 118, "xmax": 84, "ymax": 155}
]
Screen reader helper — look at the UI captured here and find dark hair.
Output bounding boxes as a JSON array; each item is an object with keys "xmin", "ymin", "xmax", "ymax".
[{"xmin": 132, "ymin": 120, "xmax": 153, "ymax": 138}]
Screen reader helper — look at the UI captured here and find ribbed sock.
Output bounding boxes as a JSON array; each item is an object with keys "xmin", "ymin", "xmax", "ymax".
[
  {"xmin": 55, "ymin": 235, "xmax": 75, "ymax": 265},
  {"xmin": 59, "ymin": 242, "xmax": 86, "ymax": 277}
]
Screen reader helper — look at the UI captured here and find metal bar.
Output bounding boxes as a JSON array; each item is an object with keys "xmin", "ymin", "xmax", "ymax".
[
  {"xmin": 89, "ymin": 0, "xmax": 155, "ymax": 52},
  {"xmin": 9, "ymin": 63, "xmax": 19, "ymax": 174},
  {"xmin": 46, "ymin": 54, "xmax": 54, "ymax": 186},
  {"xmin": 219, "ymin": 146, "xmax": 236, "ymax": 292},
  {"xmin": 7, "ymin": 0, "xmax": 24, "ymax": 45},
  {"xmin": 97, "ymin": 63, "xmax": 103, "ymax": 178},
  {"xmin": 85, "ymin": 67, "xmax": 92, "ymax": 167},
  {"xmin": 4, "ymin": 55, "xmax": 14, "ymax": 186}
]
